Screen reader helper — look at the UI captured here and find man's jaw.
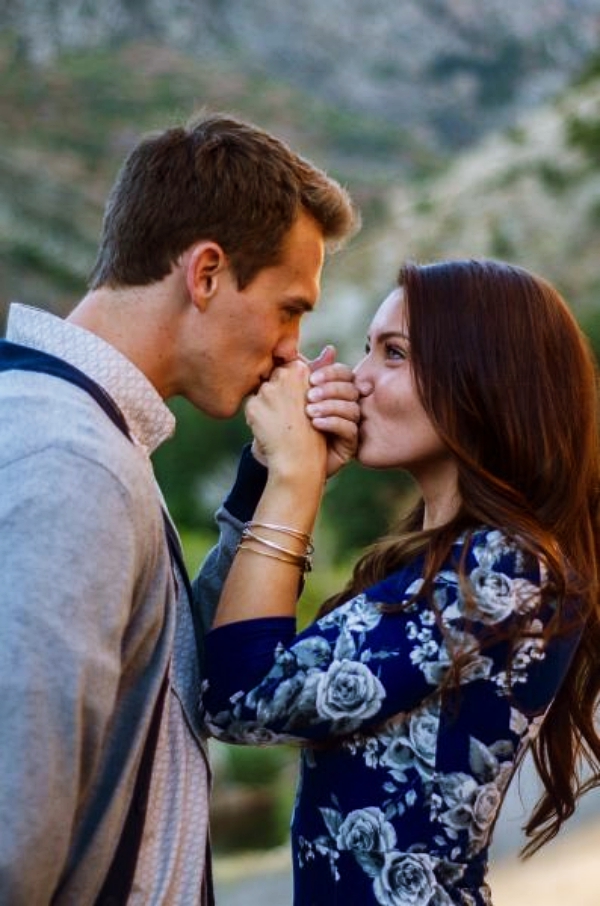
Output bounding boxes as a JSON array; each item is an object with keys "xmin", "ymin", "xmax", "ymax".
[{"xmin": 246, "ymin": 373, "xmax": 271, "ymax": 397}]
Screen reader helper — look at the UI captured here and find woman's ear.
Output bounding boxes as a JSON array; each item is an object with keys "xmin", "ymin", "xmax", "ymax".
[{"xmin": 185, "ymin": 242, "xmax": 227, "ymax": 310}]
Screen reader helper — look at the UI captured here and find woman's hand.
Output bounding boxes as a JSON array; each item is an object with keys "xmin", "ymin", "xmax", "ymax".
[
  {"xmin": 306, "ymin": 346, "xmax": 360, "ymax": 477},
  {"xmin": 245, "ymin": 359, "xmax": 327, "ymax": 484}
]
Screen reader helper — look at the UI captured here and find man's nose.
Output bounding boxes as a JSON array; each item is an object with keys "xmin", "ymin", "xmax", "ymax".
[{"xmin": 273, "ymin": 329, "xmax": 300, "ymax": 365}]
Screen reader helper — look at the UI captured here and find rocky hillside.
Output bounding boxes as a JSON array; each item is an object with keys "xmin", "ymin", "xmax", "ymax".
[
  {"xmin": 5, "ymin": 0, "xmax": 600, "ymax": 149},
  {"xmin": 1, "ymin": 1, "xmax": 600, "ymax": 331},
  {"xmin": 315, "ymin": 56, "xmax": 600, "ymax": 359}
]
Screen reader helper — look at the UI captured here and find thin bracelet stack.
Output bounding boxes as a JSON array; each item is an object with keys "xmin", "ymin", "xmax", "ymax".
[{"xmin": 237, "ymin": 520, "xmax": 314, "ymax": 573}]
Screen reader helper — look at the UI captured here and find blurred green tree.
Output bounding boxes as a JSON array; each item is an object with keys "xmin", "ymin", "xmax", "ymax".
[{"xmin": 152, "ymin": 399, "xmax": 250, "ymax": 531}]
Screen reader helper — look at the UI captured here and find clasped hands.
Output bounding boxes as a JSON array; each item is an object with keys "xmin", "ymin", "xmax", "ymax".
[{"xmin": 247, "ymin": 345, "xmax": 360, "ymax": 479}]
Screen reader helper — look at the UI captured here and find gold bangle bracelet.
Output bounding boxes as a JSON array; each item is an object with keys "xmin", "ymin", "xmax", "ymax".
[
  {"xmin": 241, "ymin": 527, "xmax": 310, "ymax": 560},
  {"xmin": 247, "ymin": 521, "xmax": 313, "ymax": 546},
  {"xmin": 237, "ymin": 540, "xmax": 309, "ymax": 570}
]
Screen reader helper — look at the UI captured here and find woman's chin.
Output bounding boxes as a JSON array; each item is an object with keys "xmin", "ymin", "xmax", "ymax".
[{"xmin": 355, "ymin": 447, "xmax": 387, "ymax": 470}]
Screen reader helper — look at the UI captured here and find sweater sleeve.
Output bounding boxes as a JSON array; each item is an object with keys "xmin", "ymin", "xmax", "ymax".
[
  {"xmin": 0, "ymin": 448, "xmax": 145, "ymax": 904},
  {"xmin": 191, "ymin": 444, "xmax": 268, "ymax": 643},
  {"xmin": 201, "ymin": 528, "xmax": 582, "ymax": 746}
]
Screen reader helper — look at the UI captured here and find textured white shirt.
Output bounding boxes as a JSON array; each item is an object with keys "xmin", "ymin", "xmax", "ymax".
[
  {"xmin": 7, "ymin": 302, "xmax": 175, "ymax": 453},
  {"xmin": 6, "ymin": 303, "xmax": 210, "ymax": 904}
]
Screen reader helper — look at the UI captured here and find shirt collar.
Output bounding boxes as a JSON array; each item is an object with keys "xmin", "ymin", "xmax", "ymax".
[{"xmin": 6, "ymin": 303, "xmax": 176, "ymax": 453}]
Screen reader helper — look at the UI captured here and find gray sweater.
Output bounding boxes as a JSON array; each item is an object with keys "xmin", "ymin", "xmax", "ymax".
[{"xmin": 0, "ymin": 308, "xmax": 243, "ymax": 904}]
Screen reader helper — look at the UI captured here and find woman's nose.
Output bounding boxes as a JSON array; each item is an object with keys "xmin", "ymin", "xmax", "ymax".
[{"xmin": 353, "ymin": 358, "xmax": 373, "ymax": 397}]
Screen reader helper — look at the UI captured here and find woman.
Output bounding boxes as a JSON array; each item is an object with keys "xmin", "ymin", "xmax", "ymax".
[{"xmin": 201, "ymin": 259, "xmax": 600, "ymax": 905}]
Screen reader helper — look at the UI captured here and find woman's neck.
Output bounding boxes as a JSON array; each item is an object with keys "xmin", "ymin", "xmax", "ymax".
[{"xmin": 417, "ymin": 461, "xmax": 461, "ymax": 530}]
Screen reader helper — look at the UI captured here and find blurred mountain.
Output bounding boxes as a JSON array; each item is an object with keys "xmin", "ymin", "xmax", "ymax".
[
  {"xmin": 5, "ymin": 0, "xmax": 600, "ymax": 149},
  {"xmin": 317, "ymin": 53, "xmax": 600, "ymax": 359},
  {"xmin": 1, "ymin": 0, "xmax": 600, "ymax": 327}
]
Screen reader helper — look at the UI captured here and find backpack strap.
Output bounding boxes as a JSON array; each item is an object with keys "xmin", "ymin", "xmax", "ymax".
[{"xmin": 0, "ymin": 339, "xmax": 213, "ymax": 905}]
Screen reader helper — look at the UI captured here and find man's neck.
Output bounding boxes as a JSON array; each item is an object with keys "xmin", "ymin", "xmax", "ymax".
[{"xmin": 68, "ymin": 283, "xmax": 180, "ymax": 400}]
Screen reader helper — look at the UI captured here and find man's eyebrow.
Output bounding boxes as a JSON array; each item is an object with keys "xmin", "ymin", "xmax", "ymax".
[{"xmin": 286, "ymin": 297, "xmax": 316, "ymax": 313}]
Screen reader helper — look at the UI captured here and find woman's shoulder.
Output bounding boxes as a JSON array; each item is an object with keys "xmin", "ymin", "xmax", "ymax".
[
  {"xmin": 368, "ymin": 526, "xmax": 544, "ymax": 593},
  {"xmin": 370, "ymin": 526, "xmax": 546, "ymax": 623},
  {"xmin": 456, "ymin": 526, "xmax": 546, "ymax": 581},
  {"xmin": 360, "ymin": 556, "xmax": 429, "ymax": 609},
  {"xmin": 318, "ymin": 527, "xmax": 549, "ymax": 630},
  {"xmin": 442, "ymin": 526, "xmax": 548, "ymax": 627}
]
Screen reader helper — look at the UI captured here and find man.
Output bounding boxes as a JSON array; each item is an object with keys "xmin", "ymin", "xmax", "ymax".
[{"xmin": 0, "ymin": 113, "xmax": 359, "ymax": 904}]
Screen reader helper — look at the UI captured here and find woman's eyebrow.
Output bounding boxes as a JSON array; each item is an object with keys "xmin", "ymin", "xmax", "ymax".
[{"xmin": 367, "ymin": 330, "xmax": 410, "ymax": 344}]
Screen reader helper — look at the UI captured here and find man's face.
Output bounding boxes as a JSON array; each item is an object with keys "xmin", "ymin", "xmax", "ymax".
[{"xmin": 184, "ymin": 211, "xmax": 325, "ymax": 417}]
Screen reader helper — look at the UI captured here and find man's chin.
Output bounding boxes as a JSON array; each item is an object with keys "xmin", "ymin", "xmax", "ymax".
[
  {"xmin": 219, "ymin": 400, "xmax": 244, "ymax": 419},
  {"xmin": 198, "ymin": 397, "xmax": 241, "ymax": 420},
  {"xmin": 200, "ymin": 385, "xmax": 258, "ymax": 419}
]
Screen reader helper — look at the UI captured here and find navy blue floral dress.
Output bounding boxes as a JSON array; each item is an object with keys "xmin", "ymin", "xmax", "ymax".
[{"xmin": 203, "ymin": 524, "xmax": 581, "ymax": 906}]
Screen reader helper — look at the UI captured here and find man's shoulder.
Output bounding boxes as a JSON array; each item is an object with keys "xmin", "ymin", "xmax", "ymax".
[{"xmin": 0, "ymin": 369, "xmax": 149, "ymax": 489}]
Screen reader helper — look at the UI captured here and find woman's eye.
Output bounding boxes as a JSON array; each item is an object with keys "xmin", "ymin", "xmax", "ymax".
[{"xmin": 385, "ymin": 343, "xmax": 407, "ymax": 361}]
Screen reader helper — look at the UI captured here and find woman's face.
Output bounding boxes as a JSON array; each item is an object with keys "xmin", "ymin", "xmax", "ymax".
[{"xmin": 353, "ymin": 288, "xmax": 455, "ymax": 487}]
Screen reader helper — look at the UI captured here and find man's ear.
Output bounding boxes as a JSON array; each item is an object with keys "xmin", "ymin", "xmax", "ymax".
[{"xmin": 185, "ymin": 242, "xmax": 227, "ymax": 310}]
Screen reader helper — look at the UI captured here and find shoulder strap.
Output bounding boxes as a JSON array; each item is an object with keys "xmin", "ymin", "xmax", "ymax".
[
  {"xmin": 0, "ymin": 339, "xmax": 132, "ymax": 433},
  {"xmin": 0, "ymin": 339, "xmax": 198, "ymax": 631},
  {"xmin": 0, "ymin": 339, "xmax": 212, "ymax": 905}
]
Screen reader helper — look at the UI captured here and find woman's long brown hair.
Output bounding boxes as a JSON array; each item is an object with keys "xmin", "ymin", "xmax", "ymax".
[{"xmin": 320, "ymin": 259, "xmax": 600, "ymax": 856}]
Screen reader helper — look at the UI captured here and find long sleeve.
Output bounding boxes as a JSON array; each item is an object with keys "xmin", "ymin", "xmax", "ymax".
[
  {"xmin": 192, "ymin": 445, "xmax": 268, "ymax": 645},
  {"xmin": 203, "ymin": 569, "xmax": 445, "ymax": 744},
  {"xmin": 202, "ymin": 528, "xmax": 581, "ymax": 745}
]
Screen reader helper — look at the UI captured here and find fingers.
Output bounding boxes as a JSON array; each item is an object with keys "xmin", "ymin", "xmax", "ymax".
[
  {"xmin": 311, "ymin": 413, "xmax": 358, "ymax": 443},
  {"xmin": 309, "ymin": 360, "xmax": 355, "ymax": 388},
  {"xmin": 305, "ymin": 344, "xmax": 337, "ymax": 372},
  {"xmin": 305, "ymin": 359, "xmax": 360, "ymax": 475},
  {"xmin": 247, "ymin": 362, "xmax": 309, "ymax": 425},
  {"xmin": 307, "ymin": 381, "xmax": 359, "ymax": 409},
  {"xmin": 306, "ymin": 367, "xmax": 359, "ymax": 435},
  {"xmin": 306, "ymin": 397, "xmax": 360, "ymax": 427},
  {"xmin": 308, "ymin": 363, "xmax": 359, "ymax": 422},
  {"xmin": 250, "ymin": 357, "xmax": 359, "ymax": 478},
  {"xmin": 272, "ymin": 358, "xmax": 311, "ymax": 385},
  {"xmin": 246, "ymin": 360, "xmax": 315, "ymax": 438}
]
